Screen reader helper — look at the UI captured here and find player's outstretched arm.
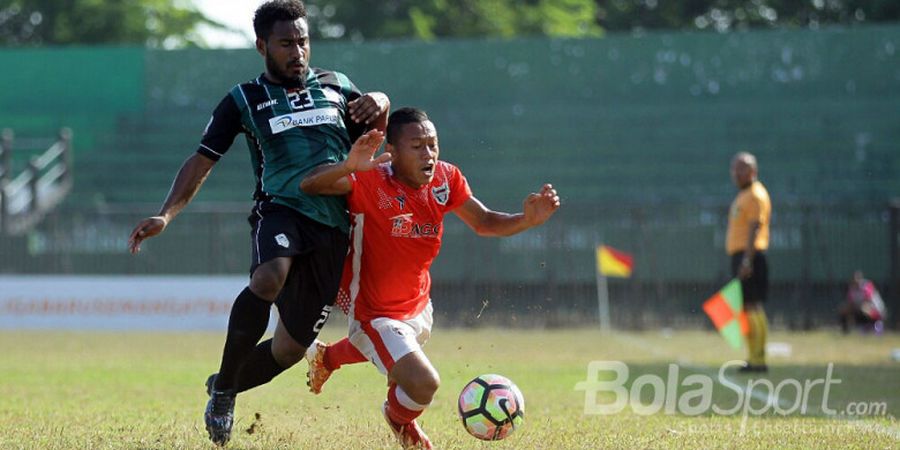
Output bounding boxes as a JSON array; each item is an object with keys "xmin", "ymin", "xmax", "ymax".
[
  {"xmin": 349, "ymin": 92, "xmax": 390, "ymax": 132},
  {"xmin": 300, "ymin": 129, "xmax": 389, "ymax": 196},
  {"xmin": 453, "ymin": 184, "xmax": 560, "ymax": 237},
  {"xmin": 127, "ymin": 153, "xmax": 216, "ymax": 254}
]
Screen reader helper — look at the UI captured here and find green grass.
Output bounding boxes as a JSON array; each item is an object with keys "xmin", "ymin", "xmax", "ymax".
[{"xmin": 0, "ymin": 326, "xmax": 898, "ymax": 449}]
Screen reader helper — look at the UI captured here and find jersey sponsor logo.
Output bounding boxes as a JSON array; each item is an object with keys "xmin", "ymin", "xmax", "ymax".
[
  {"xmin": 390, "ymin": 213, "xmax": 440, "ymax": 238},
  {"xmin": 275, "ymin": 233, "xmax": 290, "ymax": 248},
  {"xmin": 269, "ymin": 107, "xmax": 340, "ymax": 134},
  {"xmin": 256, "ymin": 99, "xmax": 278, "ymax": 111},
  {"xmin": 431, "ymin": 182, "xmax": 450, "ymax": 205}
]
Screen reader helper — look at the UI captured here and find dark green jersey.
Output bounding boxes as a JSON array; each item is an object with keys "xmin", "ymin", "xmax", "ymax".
[{"xmin": 197, "ymin": 68, "xmax": 366, "ymax": 231}]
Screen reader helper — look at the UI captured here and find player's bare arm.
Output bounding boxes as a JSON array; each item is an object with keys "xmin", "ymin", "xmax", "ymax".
[
  {"xmin": 454, "ymin": 184, "xmax": 560, "ymax": 237},
  {"xmin": 300, "ymin": 129, "xmax": 389, "ymax": 196},
  {"xmin": 127, "ymin": 153, "xmax": 216, "ymax": 254},
  {"xmin": 349, "ymin": 92, "xmax": 390, "ymax": 130}
]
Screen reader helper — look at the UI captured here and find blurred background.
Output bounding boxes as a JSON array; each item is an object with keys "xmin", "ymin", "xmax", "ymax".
[{"xmin": 0, "ymin": 0, "xmax": 898, "ymax": 331}]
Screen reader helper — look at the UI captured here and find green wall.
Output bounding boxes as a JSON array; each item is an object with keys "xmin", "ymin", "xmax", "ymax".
[{"xmin": 1, "ymin": 26, "xmax": 898, "ymax": 282}]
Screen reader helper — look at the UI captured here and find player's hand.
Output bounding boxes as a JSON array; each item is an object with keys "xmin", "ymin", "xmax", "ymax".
[
  {"xmin": 523, "ymin": 184, "xmax": 560, "ymax": 226},
  {"xmin": 345, "ymin": 129, "xmax": 389, "ymax": 172},
  {"xmin": 738, "ymin": 262, "xmax": 754, "ymax": 280},
  {"xmin": 348, "ymin": 92, "xmax": 389, "ymax": 125},
  {"xmin": 127, "ymin": 216, "xmax": 168, "ymax": 254}
]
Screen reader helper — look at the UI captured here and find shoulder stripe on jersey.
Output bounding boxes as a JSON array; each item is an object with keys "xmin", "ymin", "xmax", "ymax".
[
  {"xmin": 307, "ymin": 71, "xmax": 322, "ymax": 90},
  {"xmin": 276, "ymin": 84, "xmax": 292, "ymax": 113},
  {"xmin": 236, "ymin": 84, "xmax": 250, "ymax": 109},
  {"xmin": 261, "ymin": 84, "xmax": 278, "ymax": 114},
  {"xmin": 199, "ymin": 143, "xmax": 223, "ymax": 157},
  {"xmin": 231, "ymin": 85, "xmax": 268, "ymax": 197},
  {"xmin": 334, "ymin": 71, "xmax": 353, "ymax": 98}
]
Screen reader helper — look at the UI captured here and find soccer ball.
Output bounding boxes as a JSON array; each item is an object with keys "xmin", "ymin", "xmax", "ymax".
[{"xmin": 457, "ymin": 374, "xmax": 525, "ymax": 441}]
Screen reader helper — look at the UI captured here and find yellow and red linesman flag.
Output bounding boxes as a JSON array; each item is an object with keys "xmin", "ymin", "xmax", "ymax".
[{"xmin": 596, "ymin": 245, "xmax": 634, "ymax": 278}]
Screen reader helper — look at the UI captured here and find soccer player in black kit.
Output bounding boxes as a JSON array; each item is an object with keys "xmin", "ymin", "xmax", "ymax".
[{"xmin": 127, "ymin": 1, "xmax": 389, "ymax": 445}]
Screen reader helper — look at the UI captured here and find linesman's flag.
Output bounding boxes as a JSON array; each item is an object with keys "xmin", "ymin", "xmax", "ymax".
[
  {"xmin": 596, "ymin": 245, "xmax": 633, "ymax": 278},
  {"xmin": 702, "ymin": 279, "xmax": 750, "ymax": 349}
]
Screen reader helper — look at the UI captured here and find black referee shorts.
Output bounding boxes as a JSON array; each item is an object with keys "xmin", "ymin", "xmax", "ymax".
[
  {"xmin": 248, "ymin": 202, "xmax": 348, "ymax": 347},
  {"xmin": 730, "ymin": 251, "xmax": 769, "ymax": 306}
]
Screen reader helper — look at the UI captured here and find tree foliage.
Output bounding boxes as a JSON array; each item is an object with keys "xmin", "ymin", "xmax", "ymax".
[
  {"xmin": 1, "ymin": 0, "xmax": 897, "ymax": 47},
  {"xmin": 305, "ymin": 0, "xmax": 900, "ymax": 40},
  {"xmin": 0, "ymin": 0, "xmax": 223, "ymax": 47},
  {"xmin": 305, "ymin": 0, "xmax": 602, "ymax": 41},
  {"xmin": 595, "ymin": 0, "xmax": 900, "ymax": 33}
]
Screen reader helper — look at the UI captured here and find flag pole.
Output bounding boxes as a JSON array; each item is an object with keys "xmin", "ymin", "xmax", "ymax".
[{"xmin": 596, "ymin": 245, "xmax": 611, "ymax": 333}]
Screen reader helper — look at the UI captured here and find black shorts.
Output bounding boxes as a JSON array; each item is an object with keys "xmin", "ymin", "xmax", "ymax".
[
  {"xmin": 248, "ymin": 202, "xmax": 349, "ymax": 347},
  {"xmin": 730, "ymin": 251, "xmax": 769, "ymax": 305}
]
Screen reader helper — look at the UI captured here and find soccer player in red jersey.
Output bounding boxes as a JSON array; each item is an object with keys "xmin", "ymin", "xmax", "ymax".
[{"xmin": 300, "ymin": 107, "xmax": 559, "ymax": 449}]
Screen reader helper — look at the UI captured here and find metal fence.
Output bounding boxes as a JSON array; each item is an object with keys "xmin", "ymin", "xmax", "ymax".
[{"xmin": 1, "ymin": 200, "xmax": 895, "ymax": 330}]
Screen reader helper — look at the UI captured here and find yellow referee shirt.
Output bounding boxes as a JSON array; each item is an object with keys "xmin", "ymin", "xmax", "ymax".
[{"xmin": 726, "ymin": 180, "xmax": 771, "ymax": 255}]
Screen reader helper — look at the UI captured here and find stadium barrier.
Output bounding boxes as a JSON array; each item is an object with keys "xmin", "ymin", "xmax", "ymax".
[
  {"xmin": 0, "ymin": 128, "xmax": 73, "ymax": 235},
  {"xmin": 0, "ymin": 201, "xmax": 893, "ymax": 330}
]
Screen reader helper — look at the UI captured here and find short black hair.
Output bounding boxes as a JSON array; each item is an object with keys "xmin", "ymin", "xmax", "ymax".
[
  {"xmin": 387, "ymin": 107, "xmax": 430, "ymax": 144},
  {"xmin": 253, "ymin": 0, "xmax": 307, "ymax": 40}
]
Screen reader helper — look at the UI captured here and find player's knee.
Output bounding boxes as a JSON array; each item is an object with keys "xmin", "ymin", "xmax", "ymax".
[
  {"xmin": 406, "ymin": 369, "xmax": 440, "ymax": 404},
  {"xmin": 249, "ymin": 265, "xmax": 288, "ymax": 300},
  {"xmin": 424, "ymin": 371, "xmax": 441, "ymax": 397},
  {"xmin": 271, "ymin": 336, "xmax": 304, "ymax": 368}
]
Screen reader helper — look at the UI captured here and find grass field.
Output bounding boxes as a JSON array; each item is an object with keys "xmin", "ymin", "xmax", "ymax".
[{"xmin": 1, "ymin": 325, "xmax": 898, "ymax": 449}]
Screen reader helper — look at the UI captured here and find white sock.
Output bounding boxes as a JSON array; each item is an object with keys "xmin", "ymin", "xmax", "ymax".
[{"xmin": 395, "ymin": 385, "xmax": 429, "ymax": 411}]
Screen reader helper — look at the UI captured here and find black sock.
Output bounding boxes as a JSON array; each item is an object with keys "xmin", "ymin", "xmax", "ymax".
[
  {"xmin": 214, "ymin": 287, "xmax": 272, "ymax": 391},
  {"xmin": 234, "ymin": 339, "xmax": 287, "ymax": 393}
]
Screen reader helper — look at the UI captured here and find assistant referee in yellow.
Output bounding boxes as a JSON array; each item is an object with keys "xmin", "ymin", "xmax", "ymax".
[{"xmin": 726, "ymin": 152, "xmax": 771, "ymax": 373}]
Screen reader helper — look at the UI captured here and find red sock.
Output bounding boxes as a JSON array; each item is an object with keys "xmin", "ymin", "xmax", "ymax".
[
  {"xmin": 324, "ymin": 337, "xmax": 366, "ymax": 371},
  {"xmin": 386, "ymin": 384, "xmax": 425, "ymax": 425}
]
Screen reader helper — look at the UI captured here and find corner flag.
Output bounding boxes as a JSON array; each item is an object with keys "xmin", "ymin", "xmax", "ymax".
[
  {"xmin": 596, "ymin": 245, "xmax": 633, "ymax": 278},
  {"xmin": 702, "ymin": 279, "xmax": 749, "ymax": 349}
]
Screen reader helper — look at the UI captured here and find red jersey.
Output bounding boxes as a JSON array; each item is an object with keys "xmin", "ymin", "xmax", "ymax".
[{"xmin": 335, "ymin": 161, "xmax": 472, "ymax": 321}]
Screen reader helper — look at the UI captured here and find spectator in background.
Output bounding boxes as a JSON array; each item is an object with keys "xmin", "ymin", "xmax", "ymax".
[{"xmin": 839, "ymin": 270, "xmax": 886, "ymax": 334}]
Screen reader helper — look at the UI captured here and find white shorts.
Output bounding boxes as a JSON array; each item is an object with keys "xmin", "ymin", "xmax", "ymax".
[{"xmin": 348, "ymin": 302, "xmax": 433, "ymax": 375}]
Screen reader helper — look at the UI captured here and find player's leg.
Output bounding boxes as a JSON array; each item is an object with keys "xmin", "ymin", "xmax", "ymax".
[
  {"xmin": 214, "ymin": 257, "xmax": 290, "ymax": 390},
  {"xmin": 270, "ymin": 214, "xmax": 348, "ymax": 372},
  {"xmin": 326, "ymin": 337, "xmax": 367, "ymax": 370},
  {"xmin": 751, "ymin": 253, "xmax": 769, "ymax": 369},
  {"xmin": 387, "ymin": 351, "xmax": 441, "ymax": 421},
  {"xmin": 205, "ymin": 203, "xmax": 300, "ymax": 445},
  {"xmin": 745, "ymin": 302, "xmax": 767, "ymax": 368},
  {"xmin": 357, "ymin": 306, "xmax": 435, "ymax": 449},
  {"xmin": 306, "ymin": 337, "xmax": 367, "ymax": 394},
  {"xmin": 235, "ymin": 240, "xmax": 345, "ymax": 393},
  {"xmin": 204, "ymin": 256, "xmax": 290, "ymax": 445},
  {"xmin": 381, "ymin": 352, "xmax": 436, "ymax": 450},
  {"xmin": 738, "ymin": 252, "xmax": 768, "ymax": 372}
]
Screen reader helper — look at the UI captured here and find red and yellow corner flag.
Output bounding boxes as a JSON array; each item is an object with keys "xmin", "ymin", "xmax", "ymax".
[
  {"xmin": 596, "ymin": 245, "xmax": 634, "ymax": 278},
  {"xmin": 702, "ymin": 279, "xmax": 749, "ymax": 349}
]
